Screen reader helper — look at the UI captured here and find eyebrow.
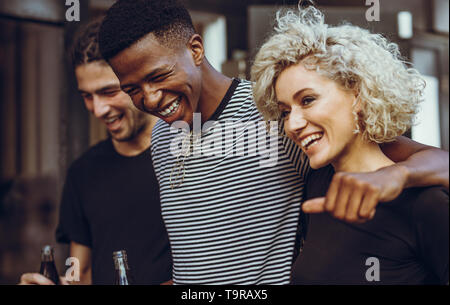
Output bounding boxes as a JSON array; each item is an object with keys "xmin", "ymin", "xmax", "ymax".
[
  {"xmin": 292, "ymin": 88, "xmax": 313, "ymax": 101},
  {"xmin": 78, "ymin": 84, "xmax": 121, "ymax": 95},
  {"xmin": 277, "ymin": 88, "xmax": 313, "ymax": 106},
  {"xmin": 121, "ymin": 64, "xmax": 176, "ymax": 91}
]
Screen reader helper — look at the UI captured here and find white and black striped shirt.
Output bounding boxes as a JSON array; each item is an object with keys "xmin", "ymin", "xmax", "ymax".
[{"xmin": 151, "ymin": 79, "xmax": 309, "ymax": 284}]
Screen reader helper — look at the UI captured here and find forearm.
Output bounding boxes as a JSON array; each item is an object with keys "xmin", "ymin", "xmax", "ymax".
[
  {"xmin": 64, "ymin": 264, "xmax": 92, "ymax": 285},
  {"xmin": 69, "ymin": 241, "xmax": 93, "ymax": 285},
  {"xmin": 395, "ymin": 147, "xmax": 449, "ymax": 189},
  {"xmin": 381, "ymin": 136, "xmax": 449, "ymax": 189},
  {"xmin": 75, "ymin": 269, "xmax": 92, "ymax": 285}
]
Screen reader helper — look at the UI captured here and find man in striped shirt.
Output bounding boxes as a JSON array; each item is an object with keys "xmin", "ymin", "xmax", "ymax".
[{"xmin": 98, "ymin": 0, "xmax": 449, "ymax": 284}]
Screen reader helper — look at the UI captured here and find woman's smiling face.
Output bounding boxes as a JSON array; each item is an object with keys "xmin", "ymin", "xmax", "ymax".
[{"xmin": 275, "ymin": 63, "xmax": 359, "ymax": 169}]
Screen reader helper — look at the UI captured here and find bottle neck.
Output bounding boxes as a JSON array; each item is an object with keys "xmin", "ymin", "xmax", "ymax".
[
  {"xmin": 40, "ymin": 246, "xmax": 60, "ymax": 285},
  {"xmin": 114, "ymin": 257, "xmax": 132, "ymax": 285},
  {"xmin": 41, "ymin": 246, "xmax": 55, "ymax": 262},
  {"xmin": 114, "ymin": 257, "xmax": 130, "ymax": 271},
  {"xmin": 113, "ymin": 250, "xmax": 133, "ymax": 285}
]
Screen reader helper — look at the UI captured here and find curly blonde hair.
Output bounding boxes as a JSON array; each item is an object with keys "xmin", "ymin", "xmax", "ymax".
[{"xmin": 251, "ymin": 7, "xmax": 425, "ymax": 143}]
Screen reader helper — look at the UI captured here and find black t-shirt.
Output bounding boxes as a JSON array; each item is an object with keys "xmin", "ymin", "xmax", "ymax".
[
  {"xmin": 56, "ymin": 139, "xmax": 172, "ymax": 284},
  {"xmin": 293, "ymin": 165, "xmax": 449, "ymax": 285}
]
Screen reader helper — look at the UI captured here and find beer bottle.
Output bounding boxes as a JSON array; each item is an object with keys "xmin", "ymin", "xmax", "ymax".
[
  {"xmin": 113, "ymin": 250, "xmax": 134, "ymax": 285},
  {"xmin": 39, "ymin": 245, "xmax": 60, "ymax": 285}
]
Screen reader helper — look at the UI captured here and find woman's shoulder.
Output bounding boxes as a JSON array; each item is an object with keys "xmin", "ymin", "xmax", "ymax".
[
  {"xmin": 390, "ymin": 186, "xmax": 447, "ymax": 204},
  {"xmin": 394, "ymin": 186, "xmax": 449, "ymax": 222},
  {"xmin": 405, "ymin": 186, "xmax": 448, "ymax": 205}
]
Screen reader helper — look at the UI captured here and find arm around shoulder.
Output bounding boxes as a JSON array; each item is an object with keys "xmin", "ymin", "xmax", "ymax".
[{"xmin": 381, "ymin": 136, "xmax": 449, "ymax": 189}]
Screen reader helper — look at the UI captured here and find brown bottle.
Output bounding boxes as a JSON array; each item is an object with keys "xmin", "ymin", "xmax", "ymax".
[
  {"xmin": 113, "ymin": 250, "xmax": 134, "ymax": 285},
  {"xmin": 39, "ymin": 245, "xmax": 60, "ymax": 285}
]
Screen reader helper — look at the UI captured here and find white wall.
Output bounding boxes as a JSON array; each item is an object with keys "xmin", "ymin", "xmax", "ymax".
[
  {"xmin": 190, "ymin": 11, "xmax": 227, "ymax": 73},
  {"xmin": 411, "ymin": 75, "xmax": 441, "ymax": 148},
  {"xmin": 434, "ymin": 0, "xmax": 449, "ymax": 34},
  {"xmin": 202, "ymin": 16, "xmax": 227, "ymax": 73}
]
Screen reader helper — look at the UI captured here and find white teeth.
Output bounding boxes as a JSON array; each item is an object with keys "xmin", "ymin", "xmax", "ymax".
[
  {"xmin": 105, "ymin": 116, "xmax": 120, "ymax": 124},
  {"xmin": 301, "ymin": 133, "xmax": 323, "ymax": 149},
  {"xmin": 158, "ymin": 98, "xmax": 180, "ymax": 118}
]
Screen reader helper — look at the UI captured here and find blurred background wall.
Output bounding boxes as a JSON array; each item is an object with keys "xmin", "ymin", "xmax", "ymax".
[{"xmin": 0, "ymin": 0, "xmax": 448, "ymax": 284}]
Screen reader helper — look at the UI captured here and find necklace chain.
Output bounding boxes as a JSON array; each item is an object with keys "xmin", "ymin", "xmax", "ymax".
[{"xmin": 169, "ymin": 131, "xmax": 193, "ymax": 189}]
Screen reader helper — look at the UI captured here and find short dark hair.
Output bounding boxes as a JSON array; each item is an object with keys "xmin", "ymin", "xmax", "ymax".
[
  {"xmin": 70, "ymin": 18, "xmax": 106, "ymax": 68},
  {"xmin": 99, "ymin": 0, "xmax": 196, "ymax": 61}
]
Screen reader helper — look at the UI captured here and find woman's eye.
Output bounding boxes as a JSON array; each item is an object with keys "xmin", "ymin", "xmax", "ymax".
[
  {"xmin": 280, "ymin": 110, "xmax": 290, "ymax": 119},
  {"xmin": 302, "ymin": 96, "xmax": 316, "ymax": 106}
]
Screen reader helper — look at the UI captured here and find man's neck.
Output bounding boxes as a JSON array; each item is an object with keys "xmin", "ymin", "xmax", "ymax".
[{"xmin": 197, "ymin": 60, "xmax": 233, "ymax": 122}]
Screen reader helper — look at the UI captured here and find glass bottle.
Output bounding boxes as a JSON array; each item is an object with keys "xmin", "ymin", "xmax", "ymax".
[
  {"xmin": 113, "ymin": 250, "xmax": 134, "ymax": 285},
  {"xmin": 39, "ymin": 245, "xmax": 60, "ymax": 285}
]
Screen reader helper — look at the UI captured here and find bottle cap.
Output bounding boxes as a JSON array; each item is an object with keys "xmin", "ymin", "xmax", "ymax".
[
  {"xmin": 113, "ymin": 250, "xmax": 127, "ymax": 260},
  {"xmin": 41, "ymin": 245, "xmax": 53, "ymax": 256}
]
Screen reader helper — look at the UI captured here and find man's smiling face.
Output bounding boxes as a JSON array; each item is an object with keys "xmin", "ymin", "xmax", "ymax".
[
  {"xmin": 75, "ymin": 61, "xmax": 150, "ymax": 142},
  {"xmin": 108, "ymin": 33, "xmax": 204, "ymax": 126}
]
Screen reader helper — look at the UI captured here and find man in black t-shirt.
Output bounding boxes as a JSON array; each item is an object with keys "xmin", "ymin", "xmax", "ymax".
[{"xmin": 19, "ymin": 19, "xmax": 172, "ymax": 285}]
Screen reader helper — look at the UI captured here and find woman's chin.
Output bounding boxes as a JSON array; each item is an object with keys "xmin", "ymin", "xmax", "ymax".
[
  {"xmin": 310, "ymin": 163, "xmax": 326, "ymax": 170},
  {"xmin": 308, "ymin": 157, "xmax": 331, "ymax": 170}
]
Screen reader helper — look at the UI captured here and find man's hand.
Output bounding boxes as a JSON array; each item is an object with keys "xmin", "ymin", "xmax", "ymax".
[
  {"xmin": 302, "ymin": 164, "xmax": 409, "ymax": 223},
  {"xmin": 19, "ymin": 273, "xmax": 69, "ymax": 285}
]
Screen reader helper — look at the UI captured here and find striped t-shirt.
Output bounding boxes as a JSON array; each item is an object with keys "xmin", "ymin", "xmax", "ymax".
[{"xmin": 151, "ymin": 79, "xmax": 309, "ymax": 284}]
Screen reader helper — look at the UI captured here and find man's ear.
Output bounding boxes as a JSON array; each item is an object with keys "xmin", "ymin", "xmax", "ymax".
[{"xmin": 188, "ymin": 34, "xmax": 205, "ymax": 66}]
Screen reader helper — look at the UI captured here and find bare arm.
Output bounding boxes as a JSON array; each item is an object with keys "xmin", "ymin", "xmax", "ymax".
[
  {"xmin": 69, "ymin": 241, "xmax": 92, "ymax": 285},
  {"xmin": 381, "ymin": 136, "xmax": 449, "ymax": 189}
]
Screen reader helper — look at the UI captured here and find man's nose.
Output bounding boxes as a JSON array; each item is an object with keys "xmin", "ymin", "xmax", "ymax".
[
  {"xmin": 141, "ymin": 84, "xmax": 163, "ymax": 111},
  {"xmin": 92, "ymin": 96, "xmax": 111, "ymax": 118}
]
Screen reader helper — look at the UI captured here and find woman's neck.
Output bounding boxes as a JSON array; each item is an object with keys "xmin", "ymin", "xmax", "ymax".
[{"xmin": 332, "ymin": 136, "xmax": 395, "ymax": 173}]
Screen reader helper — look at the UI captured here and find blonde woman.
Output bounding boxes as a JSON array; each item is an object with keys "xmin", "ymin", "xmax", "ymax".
[{"xmin": 252, "ymin": 7, "xmax": 449, "ymax": 284}]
